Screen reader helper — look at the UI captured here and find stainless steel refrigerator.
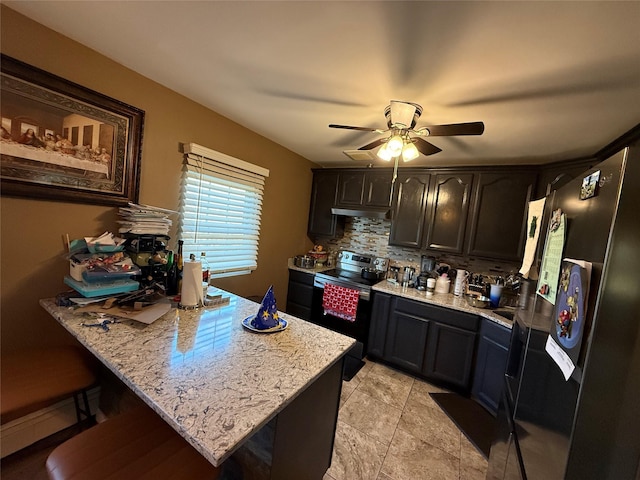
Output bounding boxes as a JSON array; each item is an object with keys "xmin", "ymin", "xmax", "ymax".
[{"xmin": 487, "ymin": 143, "xmax": 640, "ymax": 480}]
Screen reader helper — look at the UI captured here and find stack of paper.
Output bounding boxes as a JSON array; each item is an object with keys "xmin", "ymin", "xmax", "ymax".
[{"xmin": 118, "ymin": 202, "xmax": 178, "ymax": 235}]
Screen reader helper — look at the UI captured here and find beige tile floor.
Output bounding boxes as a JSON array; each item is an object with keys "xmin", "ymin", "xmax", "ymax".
[{"xmin": 324, "ymin": 359, "xmax": 488, "ymax": 480}]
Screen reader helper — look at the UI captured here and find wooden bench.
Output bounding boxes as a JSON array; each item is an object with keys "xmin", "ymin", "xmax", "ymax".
[
  {"xmin": 1, "ymin": 346, "xmax": 97, "ymax": 426},
  {"xmin": 46, "ymin": 405, "xmax": 222, "ymax": 480}
]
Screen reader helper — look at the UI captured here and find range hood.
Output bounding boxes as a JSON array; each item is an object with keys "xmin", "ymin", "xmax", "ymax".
[{"xmin": 331, "ymin": 206, "xmax": 390, "ymax": 219}]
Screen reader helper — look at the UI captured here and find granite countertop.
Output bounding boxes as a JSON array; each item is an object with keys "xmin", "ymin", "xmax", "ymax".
[
  {"xmin": 287, "ymin": 257, "xmax": 334, "ymax": 274},
  {"xmin": 373, "ymin": 281, "xmax": 514, "ymax": 329},
  {"xmin": 40, "ymin": 291, "xmax": 355, "ymax": 467}
]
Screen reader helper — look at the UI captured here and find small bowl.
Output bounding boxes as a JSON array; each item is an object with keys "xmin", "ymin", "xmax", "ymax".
[{"xmin": 465, "ymin": 294, "xmax": 491, "ymax": 309}]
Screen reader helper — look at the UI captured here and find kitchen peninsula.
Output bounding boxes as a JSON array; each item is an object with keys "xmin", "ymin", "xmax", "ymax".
[{"xmin": 40, "ymin": 292, "xmax": 356, "ymax": 480}]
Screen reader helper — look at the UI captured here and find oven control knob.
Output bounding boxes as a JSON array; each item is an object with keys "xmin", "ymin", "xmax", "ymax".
[{"xmin": 340, "ymin": 252, "xmax": 347, "ymax": 260}]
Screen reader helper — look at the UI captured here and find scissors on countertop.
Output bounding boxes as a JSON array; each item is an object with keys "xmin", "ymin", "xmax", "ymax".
[{"xmin": 81, "ymin": 313, "xmax": 120, "ymax": 331}]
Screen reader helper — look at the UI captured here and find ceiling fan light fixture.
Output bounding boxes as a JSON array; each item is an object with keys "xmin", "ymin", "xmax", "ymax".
[
  {"xmin": 330, "ymin": 100, "xmax": 484, "ymax": 161},
  {"xmin": 401, "ymin": 141, "xmax": 419, "ymax": 162},
  {"xmin": 389, "ymin": 101, "xmax": 418, "ymax": 128},
  {"xmin": 377, "ymin": 143, "xmax": 393, "ymax": 161},
  {"xmin": 387, "ymin": 134, "xmax": 404, "ymax": 156}
]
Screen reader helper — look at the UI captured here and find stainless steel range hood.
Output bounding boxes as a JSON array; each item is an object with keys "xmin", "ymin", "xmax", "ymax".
[{"xmin": 331, "ymin": 206, "xmax": 390, "ymax": 219}]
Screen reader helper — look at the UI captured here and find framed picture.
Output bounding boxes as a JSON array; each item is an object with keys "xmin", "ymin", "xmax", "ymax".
[{"xmin": 0, "ymin": 55, "xmax": 144, "ymax": 206}]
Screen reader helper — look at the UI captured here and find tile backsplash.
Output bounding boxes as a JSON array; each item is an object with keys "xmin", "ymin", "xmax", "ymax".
[{"xmin": 316, "ymin": 216, "xmax": 520, "ymax": 278}]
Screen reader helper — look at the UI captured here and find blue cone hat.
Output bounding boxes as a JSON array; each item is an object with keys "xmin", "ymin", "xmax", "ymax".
[{"xmin": 251, "ymin": 285, "xmax": 280, "ymax": 330}]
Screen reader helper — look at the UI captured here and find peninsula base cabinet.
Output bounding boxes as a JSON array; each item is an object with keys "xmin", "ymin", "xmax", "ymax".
[
  {"xmin": 369, "ymin": 293, "xmax": 479, "ymax": 394},
  {"xmin": 471, "ymin": 319, "xmax": 511, "ymax": 415}
]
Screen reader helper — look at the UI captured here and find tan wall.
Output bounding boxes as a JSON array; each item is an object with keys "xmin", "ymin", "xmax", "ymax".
[{"xmin": 1, "ymin": 6, "xmax": 316, "ymax": 353}]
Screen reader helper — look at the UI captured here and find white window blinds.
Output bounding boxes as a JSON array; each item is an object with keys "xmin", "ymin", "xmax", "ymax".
[{"xmin": 178, "ymin": 143, "xmax": 269, "ymax": 278}]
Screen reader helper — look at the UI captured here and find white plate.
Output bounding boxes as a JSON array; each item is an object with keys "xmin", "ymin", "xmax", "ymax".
[{"xmin": 242, "ymin": 316, "xmax": 288, "ymax": 333}]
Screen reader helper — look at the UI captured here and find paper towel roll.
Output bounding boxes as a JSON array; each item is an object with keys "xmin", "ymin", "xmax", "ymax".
[{"xmin": 181, "ymin": 261, "xmax": 203, "ymax": 307}]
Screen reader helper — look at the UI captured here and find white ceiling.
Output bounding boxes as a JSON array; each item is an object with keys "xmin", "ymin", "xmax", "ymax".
[{"xmin": 6, "ymin": 1, "xmax": 640, "ymax": 168}]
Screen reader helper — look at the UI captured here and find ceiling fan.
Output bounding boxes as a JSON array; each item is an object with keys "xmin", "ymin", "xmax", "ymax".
[{"xmin": 329, "ymin": 100, "xmax": 484, "ymax": 162}]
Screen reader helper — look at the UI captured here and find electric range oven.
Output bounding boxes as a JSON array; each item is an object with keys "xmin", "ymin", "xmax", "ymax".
[{"xmin": 311, "ymin": 251, "xmax": 388, "ymax": 380}]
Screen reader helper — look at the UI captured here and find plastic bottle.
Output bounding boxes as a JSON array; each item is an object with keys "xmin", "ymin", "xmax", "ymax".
[
  {"xmin": 176, "ymin": 240, "xmax": 184, "ymax": 294},
  {"xmin": 176, "ymin": 240, "xmax": 184, "ymax": 272},
  {"xmin": 200, "ymin": 252, "xmax": 210, "ymax": 284},
  {"xmin": 166, "ymin": 251, "xmax": 179, "ymax": 296}
]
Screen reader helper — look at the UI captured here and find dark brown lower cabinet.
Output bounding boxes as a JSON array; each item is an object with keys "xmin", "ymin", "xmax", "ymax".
[
  {"xmin": 368, "ymin": 291, "xmax": 392, "ymax": 358},
  {"xmin": 285, "ymin": 269, "xmax": 314, "ymax": 321},
  {"xmin": 369, "ymin": 292, "xmax": 479, "ymax": 394},
  {"xmin": 384, "ymin": 309, "xmax": 430, "ymax": 374},
  {"xmin": 424, "ymin": 321, "xmax": 477, "ymax": 393},
  {"xmin": 471, "ymin": 319, "xmax": 511, "ymax": 415}
]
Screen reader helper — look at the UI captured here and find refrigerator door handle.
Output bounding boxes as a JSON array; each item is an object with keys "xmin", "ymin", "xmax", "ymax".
[{"xmin": 503, "ymin": 375, "xmax": 528, "ymax": 480}]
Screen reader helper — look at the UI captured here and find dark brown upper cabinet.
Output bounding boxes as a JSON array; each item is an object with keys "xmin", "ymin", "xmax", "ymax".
[
  {"xmin": 310, "ymin": 166, "xmax": 538, "ymax": 260},
  {"xmin": 335, "ymin": 169, "xmax": 393, "ymax": 208},
  {"xmin": 425, "ymin": 172, "xmax": 474, "ymax": 254},
  {"xmin": 363, "ymin": 170, "xmax": 394, "ymax": 207},
  {"xmin": 466, "ymin": 171, "xmax": 537, "ymax": 261},
  {"xmin": 308, "ymin": 170, "xmax": 344, "ymax": 238},
  {"xmin": 389, "ymin": 171, "xmax": 430, "ymax": 248},
  {"xmin": 336, "ymin": 171, "xmax": 365, "ymax": 206}
]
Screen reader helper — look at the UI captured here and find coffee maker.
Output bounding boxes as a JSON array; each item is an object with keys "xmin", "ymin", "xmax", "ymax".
[{"xmin": 416, "ymin": 255, "xmax": 437, "ymax": 290}]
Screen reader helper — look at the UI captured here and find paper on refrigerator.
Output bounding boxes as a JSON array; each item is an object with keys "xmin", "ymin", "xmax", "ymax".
[
  {"xmin": 537, "ymin": 210, "xmax": 566, "ymax": 304},
  {"xmin": 519, "ymin": 198, "xmax": 546, "ymax": 278},
  {"xmin": 545, "ymin": 335, "xmax": 575, "ymax": 380}
]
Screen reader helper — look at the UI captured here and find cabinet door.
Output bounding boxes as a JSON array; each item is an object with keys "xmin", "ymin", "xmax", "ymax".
[
  {"xmin": 384, "ymin": 309, "xmax": 430, "ymax": 374},
  {"xmin": 368, "ymin": 292, "xmax": 392, "ymax": 358},
  {"xmin": 337, "ymin": 171, "xmax": 365, "ymax": 206},
  {"xmin": 425, "ymin": 172, "xmax": 473, "ymax": 253},
  {"xmin": 389, "ymin": 172, "xmax": 430, "ymax": 248},
  {"xmin": 285, "ymin": 270, "xmax": 315, "ymax": 321},
  {"xmin": 472, "ymin": 320, "xmax": 511, "ymax": 414},
  {"xmin": 466, "ymin": 171, "xmax": 536, "ymax": 261},
  {"xmin": 424, "ymin": 322, "xmax": 477, "ymax": 392},
  {"xmin": 364, "ymin": 171, "xmax": 393, "ymax": 207},
  {"xmin": 308, "ymin": 171, "xmax": 344, "ymax": 238}
]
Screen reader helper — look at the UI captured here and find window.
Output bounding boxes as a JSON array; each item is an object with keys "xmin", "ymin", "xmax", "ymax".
[{"xmin": 178, "ymin": 143, "xmax": 269, "ymax": 278}]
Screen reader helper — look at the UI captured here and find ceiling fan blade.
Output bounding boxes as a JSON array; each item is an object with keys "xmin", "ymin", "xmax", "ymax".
[
  {"xmin": 358, "ymin": 138, "xmax": 387, "ymax": 150},
  {"xmin": 329, "ymin": 124, "xmax": 380, "ymax": 132},
  {"xmin": 413, "ymin": 138, "xmax": 442, "ymax": 156},
  {"xmin": 423, "ymin": 122, "xmax": 485, "ymax": 136}
]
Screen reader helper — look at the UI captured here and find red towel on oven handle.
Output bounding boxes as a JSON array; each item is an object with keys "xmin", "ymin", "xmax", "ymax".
[{"xmin": 322, "ymin": 283, "xmax": 359, "ymax": 322}]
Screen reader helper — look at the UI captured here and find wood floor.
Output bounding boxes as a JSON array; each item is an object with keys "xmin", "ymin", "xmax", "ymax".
[{"xmin": 1, "ymin": 421, "xmax": 91, "ymax": 480}]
